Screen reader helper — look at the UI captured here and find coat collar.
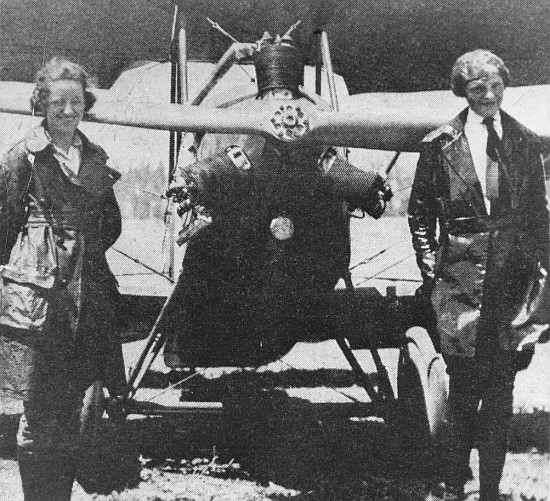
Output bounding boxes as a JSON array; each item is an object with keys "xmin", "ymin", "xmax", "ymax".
[
  {"xmin": 448, "ymin": 107, "xmax": 533, "ymax": 146},
  {"xmin": 424, "ymin": 107, "xmax": 539, "ymax": 148},
  {"xmin": 24, "ymin": 123, "xmax": 120, "ymax": 196},
  {"xmin": 24, "ymin": 121, "xmax": 106, "ymax": 157},
  {"xmin": 438, "ymin": 109, "xmax": 488, "ymax": 216},
  {"xmin": 24, "ymin": 123, "xmax": 54, "ymax": 153},
  {"xmin": 442, "ymin": 107, "xmax": 531, "ymax": 212}
]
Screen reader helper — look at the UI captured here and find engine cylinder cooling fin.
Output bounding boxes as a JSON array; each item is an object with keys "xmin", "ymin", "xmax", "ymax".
[
  {"xmin": 255, "ymin": 43, "xmax": 304, "ymax": 95},
  {"xmin": 178, "ymin": 146, "xmax": 252, "ymax": 213},
  {"xmin": 322, "ymin": 153, "xmax": 391, "ymax": 219}
]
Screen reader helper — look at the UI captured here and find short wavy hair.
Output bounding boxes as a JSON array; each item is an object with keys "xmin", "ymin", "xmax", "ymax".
[
  {"xmin": 450, "ymin": 49, "xmax": 510, "ymax": 97},
  {"xmin": 30, "ymin": 57, "xmax": 96, "ymax": 113}
]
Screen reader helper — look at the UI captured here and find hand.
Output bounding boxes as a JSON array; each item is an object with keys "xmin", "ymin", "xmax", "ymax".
[
  {"xmin": 166, "ymin": 179, "xmax": 198, "ymax": 214},
  {"xmin": 105, "ymin": 394, "xmax": 127, "ymax": 424},
  {"xmin": 513, "ymin": 343, "xmax": 535, "ymax": 372},
  {"xmin": 380, "ymin": 183, "xmax": 393, "ymax": 203}
]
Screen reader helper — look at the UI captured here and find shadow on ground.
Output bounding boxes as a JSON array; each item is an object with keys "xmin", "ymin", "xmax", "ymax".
[
  {"xmin": 70, "ymin": 389, "xmax": 446, "ymax": 499},
  {"xmin": 0, "ymin": 394, "xmax": 548, "ymax": 499}
]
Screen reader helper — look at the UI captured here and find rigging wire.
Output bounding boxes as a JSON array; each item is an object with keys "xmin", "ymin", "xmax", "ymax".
[
  {"xmin": 353, "ymin": 252, "xmax": 414, "ymax": 288},
  {"xmin": 348, "ymin": 238, "xmax": 410, "ymax": 272},
  {"xmin": 206, "ymin": 17, "xmax": 255, "ymax": 83},
  {"xmin": 264, "ymin": 359, "xmax": 365, "ymax": 405},
  {"xmin": 116, "ymin": 181, "xmax": 164, "ymax": 198},
  {"xmin": 140, "ymin": 369, "xmax": 205, "ymax": 403},
  {"xmin": 111, "ymin": 246, "xmax": 174, "ymax": 283},
  {"xmin": 41, "ymin": 17, "xmax": 52, "ymax": 67}
]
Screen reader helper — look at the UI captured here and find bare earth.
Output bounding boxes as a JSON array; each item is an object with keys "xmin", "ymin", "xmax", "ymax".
[{"xmin": 0, "ymin": 448, "xmax": 547, "ymax": 500}]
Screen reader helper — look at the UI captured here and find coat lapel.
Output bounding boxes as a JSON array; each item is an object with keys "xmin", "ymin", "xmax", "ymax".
[
  {"xmin": 75, "ymin": 133, "xmax": 121, "ymax": 197},
  {"xmin": 25, "ymin": 125, "xmax": 120, "ymax": 197},
  {"xmin": 499, "ymin": 112, "xmax": 523, "ymax": 209},
  {"xmin": 441, "ymin": 111, "xmax": 488, "ymax": 217}
]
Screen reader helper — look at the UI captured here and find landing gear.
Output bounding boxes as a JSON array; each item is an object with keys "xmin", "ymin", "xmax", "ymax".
[
  {"xmin": 80, "ymin": 381, "xmax": 105, "ymax": 439},
  {"xmin": 394, "ymin": 327, "xmax": 448, "ymax": 462}
]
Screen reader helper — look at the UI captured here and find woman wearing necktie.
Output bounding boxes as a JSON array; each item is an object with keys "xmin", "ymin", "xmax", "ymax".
[{"xmin": 408, "ymin": 50, "xmax": 549, "ymax": 501}]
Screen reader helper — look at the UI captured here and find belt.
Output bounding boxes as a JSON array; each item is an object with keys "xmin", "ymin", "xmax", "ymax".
[
  {"xmin": 27, "ymin": 209, "xmax": 98, "ymax": 230},
  {"xmin": 443, "ymin": 213, "xmax": 523, "ymax": 235}
]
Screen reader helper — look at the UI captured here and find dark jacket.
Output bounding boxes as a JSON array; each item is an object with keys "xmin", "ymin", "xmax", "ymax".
[
  {"xmin": 0, "ymin": 124, "xmax": 123, "ymax": 394},
  {"xmin": 408, "ymin": 108, "xmax": 550, "ymax": 357}
]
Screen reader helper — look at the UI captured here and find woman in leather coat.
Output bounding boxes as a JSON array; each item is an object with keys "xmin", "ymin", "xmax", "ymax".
[
  {"xmin": 408, "ymin": 50, "xmax": 549, "ymax": 501},
  {"xmin": 0, "ymin": 57, "xmax": 123, "ymax": 501}
]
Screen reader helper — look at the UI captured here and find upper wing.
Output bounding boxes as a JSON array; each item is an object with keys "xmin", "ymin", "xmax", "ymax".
[{"xmin": 1, "ymin": 0, "xmax": 550, "ymax": 93}]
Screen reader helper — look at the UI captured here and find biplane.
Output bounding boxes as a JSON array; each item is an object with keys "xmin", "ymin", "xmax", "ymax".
[{"xmin": 1, "ymin": 0, "xmax": 549, "ymax": 463}]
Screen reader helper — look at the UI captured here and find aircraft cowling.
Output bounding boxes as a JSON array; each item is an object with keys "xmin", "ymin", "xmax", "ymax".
[{"xmin": 162, "ymin": 97, "xmax": 382, "ymax": 367}]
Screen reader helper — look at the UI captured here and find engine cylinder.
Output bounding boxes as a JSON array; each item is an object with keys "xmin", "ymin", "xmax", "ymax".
[
  {"xmin": 324, "ymin": 155, "xmax": 388, "ymax": 218},
  {"xmin": 255, "ymin": 42, "xmax": 303, "ymax": 95}
]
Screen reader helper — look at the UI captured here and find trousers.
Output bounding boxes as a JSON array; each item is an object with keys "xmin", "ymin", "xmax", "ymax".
[
  {"xmin": 444, "ymin": 350, "xmax": 527, "ymax": 501},
  {"xmin": 15, "ymin": 331, "xmax": 85, "ymax": 501},
  {"xmin": 3, "ymin": 307, "xmax": 87, "ymax": 501}
]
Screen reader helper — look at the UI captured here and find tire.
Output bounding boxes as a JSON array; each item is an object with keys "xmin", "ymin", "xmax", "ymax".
[
  {"xmin": 77, "ymin": 381, "xmax": 141, "ymax": 493},
  {"xmin": 80, "ymin": 381, "xmax": 105, "ymax": 440},
  {"xmin": 394, "ymin": 327, "xmax": 448, "ymax": 459}
]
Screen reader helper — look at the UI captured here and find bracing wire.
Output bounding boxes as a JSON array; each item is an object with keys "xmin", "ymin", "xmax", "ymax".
[
  {"xmin": 140, "ymin": 369, "xmax": 205, "ymax": 403},
  {"xmin": 116, "ymin": 181, "xmax": 164, "ymax": 198},
  {"xmin": 353, "ymin": 252, "xmax": 415, "ymax": 288},
  {"xmin": 348, "ymin": 238, "xmax": 409, "ymax": 272},
  {"xmin": 206, "ymin": 17, "xmax": 255, "ymax": 83},
  {"xmin": 111, "ymin": 247, "xmax": 174, "ymax": 283},
  {"xmin": 267, "ymin": 359, "xmax": 365, "ymax": 405}
]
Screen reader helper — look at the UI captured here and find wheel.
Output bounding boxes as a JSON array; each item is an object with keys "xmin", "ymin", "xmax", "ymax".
[
  {"xmin": 80, "ymin": 381, "xmax": 105, "ymax": 440},
  {"xmin": 394, "ymin": 327, "xmax": 448, "ymax": 458},
  {"xmin": 77, "ymin": 381, "xmax": 141, "ymax": 493}
]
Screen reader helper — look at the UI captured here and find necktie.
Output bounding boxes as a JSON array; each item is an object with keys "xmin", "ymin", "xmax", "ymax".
[{"xmin": 482, "ymin": 116, "xmax": 499, "ymax": 201}]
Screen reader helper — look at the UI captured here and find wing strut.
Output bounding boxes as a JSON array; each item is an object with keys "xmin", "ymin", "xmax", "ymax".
[
  {"xmin": 319, "ymin": 31, "xmax": 339, "ymax": 112},
  {"xmin": 165, "ymin": 5, "xmax": 184, "ymax": 281},
  {"xmin": 321, "ymin": 28, "xmax": 395, "ymax": 410}
]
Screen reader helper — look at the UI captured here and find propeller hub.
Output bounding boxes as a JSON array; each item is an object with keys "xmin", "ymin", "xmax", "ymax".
[{"xmin": 269, "ymin": 103, "xmax": 309, "ymax": 140}]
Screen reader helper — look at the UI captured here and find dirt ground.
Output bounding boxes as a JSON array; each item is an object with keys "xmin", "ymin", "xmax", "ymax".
[
  {"xmin": 1, "ymin": 342, "xmax": 548, "ymax": 501},
  {"xmin": 0, "ymin": 407, "xmax": 548, "ymax": 501}
]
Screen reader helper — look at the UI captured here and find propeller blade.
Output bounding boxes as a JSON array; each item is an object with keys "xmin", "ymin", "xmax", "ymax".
[
  {"xmin": 307, "ymin": 109, "xmax": 444, "ymax": 152},
  {"xmin": 88, "ymin": 100, "xmax": 266, "ymax": 135},
  {"xmin": 0, "ymin": 82, "xmax": 268, "ymax": 136}
]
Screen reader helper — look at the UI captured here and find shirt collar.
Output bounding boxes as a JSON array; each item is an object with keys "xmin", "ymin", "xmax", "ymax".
[
  {"xmin": 44, "ymin": 128, "xmax": 83, "ymax": 155},
  {"xmin": 466, "ymin": 108, "xmax": 503, "ymax": 138},
  {"xmin": 25, "ymin": 123, "xmax": 83, "ymax": 153}
]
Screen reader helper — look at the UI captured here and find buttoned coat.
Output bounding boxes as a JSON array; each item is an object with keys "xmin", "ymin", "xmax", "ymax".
[{"xmin": 408, "ymin": 109, "xmax": 550, "ymax": 357}]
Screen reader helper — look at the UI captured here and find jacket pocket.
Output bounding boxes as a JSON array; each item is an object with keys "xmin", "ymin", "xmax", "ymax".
[
  {"xmin": 0, "ymin": 225, "xmax": 57, "ymax": 331},
  {"xmin": 0, "ymin": 278, "xmax": 50, "ymax": 331},
  {"xmin": 0, "ymin": 225, "xmax": 57, "ymax": 288}
]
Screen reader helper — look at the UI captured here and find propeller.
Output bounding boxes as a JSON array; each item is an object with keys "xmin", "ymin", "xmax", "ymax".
[{"xmin": 0, "ymin": 81, "xmax": 441, "ymax": 151}]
